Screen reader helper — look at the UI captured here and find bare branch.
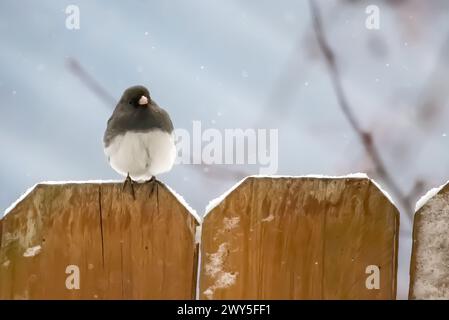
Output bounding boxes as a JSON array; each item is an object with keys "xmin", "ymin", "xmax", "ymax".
[
  {"xmin": 66, "ymin": 57, "xmax": 116, "ymax": 106},
  {"xmin": 308, "ymin": 0, "xmax": 413, "ymax": 216}
]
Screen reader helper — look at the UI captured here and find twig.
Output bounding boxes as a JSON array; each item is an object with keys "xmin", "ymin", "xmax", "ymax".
[
  {"xmin": 308, "ymin": 0, "xmax": 413, "ymax": 217},
  {"xmin": 66, "ymin": 57, "xmax": 116, "ymax": 106},
  {"xmin": 405, "ymin": 180, "xmax": 425, "ymax": 206}
]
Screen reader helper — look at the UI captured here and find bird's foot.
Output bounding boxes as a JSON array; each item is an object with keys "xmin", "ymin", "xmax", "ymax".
[
  {"xmin": 122, "ymin": 174, "xmax": 136, "ymax": 200},
  {"xmin": 145, "ymin": 176, "xmax": 159, "ymax": 198}
]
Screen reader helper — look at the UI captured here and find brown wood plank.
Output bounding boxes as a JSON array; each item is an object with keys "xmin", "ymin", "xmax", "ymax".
[
  {"xmin": 0, "ymin": 182, "xmax": 198, "ymax": 300},
  {"xmin": 200, "ymin": 177, "xmax": 399, "ymax": 300}
]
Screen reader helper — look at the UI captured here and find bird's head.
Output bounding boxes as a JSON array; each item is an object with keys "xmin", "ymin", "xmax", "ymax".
[{"xmin": 120, "ymin": 85, "xmax": 151, "ymax": 108}]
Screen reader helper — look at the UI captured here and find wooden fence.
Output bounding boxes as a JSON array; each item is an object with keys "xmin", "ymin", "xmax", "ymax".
[
  {"xmin": 200, "ymin": 177, "xmax": 398, "ymax": 299},
  {"xmin": 0, "ymin": 176, "xmax": 447, "ymax": 299},
  {"xmin": 0, "ymin": 182, "xmax": 198, "ymax": 299},
  {"xmin": 409, "ymin": 182, "xmax": 449, "ymax": 300}
]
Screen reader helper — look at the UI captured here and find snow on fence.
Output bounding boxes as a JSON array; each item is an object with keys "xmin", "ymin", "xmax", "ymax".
[
  {"xmin": 200, "ymin": 176, "xmax": 399, "ymax": 299},
  {"xmin": 0, "ymin": 182, "xmax": 199, "ymax": 299},
  {"xmin": 409, "ymin": 181, "xmax": 449, "ymax": 300},
  {"xmin": 0, "ymin": 176, "xmax": 401, "ymax": 300}
]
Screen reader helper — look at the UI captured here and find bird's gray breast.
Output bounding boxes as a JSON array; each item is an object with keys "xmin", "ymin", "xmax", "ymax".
[{"xmin": 104, "ymin": 103, "xmax": 173, "ymax": 148}]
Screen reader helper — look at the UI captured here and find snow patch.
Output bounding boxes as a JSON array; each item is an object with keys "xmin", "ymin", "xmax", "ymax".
[
  {"xmin": 261, "ymin": 214, "xmax": 275, "ymax": 222},
  {"xmin": 203, "ymin": 243, "xmax": 238, "ymax": 300},
  {"xmin": 415, "ymin": 181, "xmax": 448, "ymax": 212},
  {"xmin": 223, "ymin": 216, "xmax": 240, "ymax": 230},
  {"xmin": 23, "ymin": 245, "xmax": 42, "ymax": 257},
  {"xmin": 164, "ymin": 183, "xmax": 201, "ymax": 224},
  {"xmin": 205, "ymin": 243, "xmax": 229, "ymax": 277},
  {"xmin": 3, "ymin": 184, "xmax": 37, "ymax": 218},
  {"xmin": 205, "ymin": 181, "xmax": 245, "ymax": 216},
  {"xmin": 195, "ymin": 225, "xmax": 202, "ymax": 244},
  {"xmin": 369, "ymin": 179, "xmax": 396, "ymax": 207},
  {"xmin": 215, "ymin": 217, "xmax": 240, "ymax": 237}
]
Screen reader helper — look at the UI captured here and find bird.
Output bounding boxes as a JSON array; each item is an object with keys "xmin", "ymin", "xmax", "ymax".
[{"xmin": 103, "ymin": 85, "xmax": 176, "ymax": 198}]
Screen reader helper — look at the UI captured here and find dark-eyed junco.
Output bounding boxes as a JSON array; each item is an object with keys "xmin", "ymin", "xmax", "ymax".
[{"xmin": 103, "ymin": 85, "xmax": 176, "ymax": 198}]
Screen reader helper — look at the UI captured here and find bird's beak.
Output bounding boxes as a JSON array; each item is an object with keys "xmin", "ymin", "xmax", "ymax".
[{"xmin": 138, "ymin": 95, "xmax": 149, "ymax": 106}]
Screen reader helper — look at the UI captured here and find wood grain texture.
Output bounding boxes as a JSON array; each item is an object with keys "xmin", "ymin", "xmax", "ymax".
[
  {"xmin": 409, "ymin": 183, "xmax": 449, "ymax": 300},
  {"xmin": 0, "ymin": 182, "xmax": 199, "ymax": 300},
  {"xmin": 200, "ymin": 177, "xmax": 399, "ymax": 300}
]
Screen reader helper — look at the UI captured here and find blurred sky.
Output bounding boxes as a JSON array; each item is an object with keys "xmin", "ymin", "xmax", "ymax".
[{"xmin": 1, "ymin": 0, "xmax": 449, "ymax": 299}]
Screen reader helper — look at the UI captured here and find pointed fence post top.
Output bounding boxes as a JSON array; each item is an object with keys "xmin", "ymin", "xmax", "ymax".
[
  {"xmin": 0, "ymin": 181, "xmax": 199, "ymax": 300},
  {"xmin": 410, "ymin": 181, "xmax": 449, "ymax": 300},
  {"xmin": 201, "ymin": 175, "xmax": 399, "ymax": 300}
]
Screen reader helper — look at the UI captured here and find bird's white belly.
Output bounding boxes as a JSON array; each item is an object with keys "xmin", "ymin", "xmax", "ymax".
[{"xmin": 104, "ymin": 130, "xmax": 176, "ymax": 181}]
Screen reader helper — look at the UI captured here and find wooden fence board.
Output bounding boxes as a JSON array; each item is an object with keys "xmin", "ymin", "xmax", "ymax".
[
  {"xmin": 409, "ymin": 183, "xmax": 449, "ymax": 300},
  {"xmin": 0, "ymin": 182, "xmax": 199, "ymax": 300},
  {"xmin": 200, "ymin": 177, "xmax": 399, "ymax": 300}
]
